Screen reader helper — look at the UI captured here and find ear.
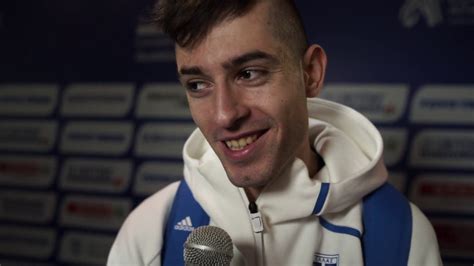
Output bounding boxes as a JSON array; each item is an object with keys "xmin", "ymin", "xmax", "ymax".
[{"xmin": 303, "ymin": 44, "xmax": 327, "ymax": 98}]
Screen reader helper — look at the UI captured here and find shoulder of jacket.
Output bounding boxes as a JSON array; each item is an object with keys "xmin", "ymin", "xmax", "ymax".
[
  {"xmin": 107, "ymin": 181, "xmax": 180, "ymax": 266},
  {"xmin": 130, "ymin": 181, "xmax": 180, "ymax": 222},
  {"xmin": 407, "ymin": 203, "xmax": 443, "ymax": 266}
]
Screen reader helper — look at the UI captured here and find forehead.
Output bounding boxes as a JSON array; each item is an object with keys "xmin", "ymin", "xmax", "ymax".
[{"xmin": 175, "ymin": 1, "xmax": 283, "ymax": 68}]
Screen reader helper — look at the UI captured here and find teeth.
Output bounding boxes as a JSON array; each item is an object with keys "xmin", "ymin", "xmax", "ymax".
[{"xmin": 225, "ymin": 135, "xmax": 258, "ymax": 150}]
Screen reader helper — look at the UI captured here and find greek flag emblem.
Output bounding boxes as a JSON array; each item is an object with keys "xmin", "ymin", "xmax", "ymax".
[{"xmin": 313, "ymin": 253, "xmax": 339, "ymax": 266}]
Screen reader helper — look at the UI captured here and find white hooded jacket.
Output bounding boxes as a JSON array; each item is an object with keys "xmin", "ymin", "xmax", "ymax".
[{"xmin": 108, "ymin": 98, "xmax": 442, "ymax": 266}]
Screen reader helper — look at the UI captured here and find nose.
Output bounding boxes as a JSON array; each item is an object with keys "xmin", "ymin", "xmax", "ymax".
[{"xmin": 214, "ymin": 84, "xmax": 250, "ymax": 129}]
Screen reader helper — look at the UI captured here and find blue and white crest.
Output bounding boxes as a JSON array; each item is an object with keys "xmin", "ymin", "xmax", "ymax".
[{"xmin": 313, "ymin": 253, "xmax": 339, "ymax": 266}]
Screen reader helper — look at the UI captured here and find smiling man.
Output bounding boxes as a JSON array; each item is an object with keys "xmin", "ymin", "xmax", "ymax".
[
  {"xmin": 174, "ymin": 1, "xmax": 322, "ymax": 202},
  {"xmin": 108, "ymin": 0, "xmax": 442, "ymax": 265}
]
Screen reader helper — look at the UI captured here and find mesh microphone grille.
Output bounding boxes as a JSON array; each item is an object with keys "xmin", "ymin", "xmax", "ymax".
[{"xmin": 184, "ymin": 226, "xmax": 233, "ymax": 265}]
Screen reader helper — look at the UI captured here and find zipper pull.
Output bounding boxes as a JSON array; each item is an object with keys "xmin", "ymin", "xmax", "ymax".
[{"xmin": 249, "ymin": 201, "xmax": 264, "ymax": 233}]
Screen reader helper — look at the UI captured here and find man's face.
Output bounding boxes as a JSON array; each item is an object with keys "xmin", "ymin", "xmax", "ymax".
[{"xmin": 176, "ymin": 2, "xmax": 313, "ymax": 194}]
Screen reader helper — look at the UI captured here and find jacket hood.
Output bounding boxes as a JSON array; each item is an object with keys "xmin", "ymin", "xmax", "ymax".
[{"xmin": 182, "ymin": 98, "xmax": 387, "ymax": 227}]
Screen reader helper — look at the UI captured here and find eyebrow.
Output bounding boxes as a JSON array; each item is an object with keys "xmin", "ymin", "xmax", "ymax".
[
  {"xmin": 178, "ymin": 66, "xmax": 204, "ymax": 76},
  {"xmin": 224, "ymin": 50, "xmax": 280, "ymax": 69},
  {"xmin": 178, "ymin": 50, "xmax": 279, "ymax": 78}
]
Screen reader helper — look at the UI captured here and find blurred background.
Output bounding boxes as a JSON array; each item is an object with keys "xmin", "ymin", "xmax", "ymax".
[{"xmin": 0, "ymin": 0, "xmax": 473, "ymax": 265}]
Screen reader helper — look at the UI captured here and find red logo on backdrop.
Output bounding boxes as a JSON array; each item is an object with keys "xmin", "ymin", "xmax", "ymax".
[
  {"xmin": 60, "ymin": 197, "xmax": 130, "ymax": 230},
  {"xmin": 0, "ymin": 161, "xmax": 47, "ymax": 176},
  {"xmin": 66, "ymin": 201, "xmax": 123, "ymax": 218},
  {"xmin": 419, "ymin": 183, "xmax": 474, "ymax": 198},
  {"xmin": 432, "ymin": 220, "xmax": 474, "ymax": 255}
]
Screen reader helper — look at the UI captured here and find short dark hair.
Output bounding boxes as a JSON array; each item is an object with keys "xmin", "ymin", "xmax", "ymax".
[{"xmin": 154, "ymin": 0, "xmax": 308, "ymax": 56}]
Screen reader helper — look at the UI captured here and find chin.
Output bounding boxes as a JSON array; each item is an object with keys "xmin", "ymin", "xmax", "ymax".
[
  {"xmin": 222, "ymin": 159, "xmax": 280, "ymax": 189},
  {"xmin": 227, "ymin": 172, "xmax": 270, "ymax": 189}
]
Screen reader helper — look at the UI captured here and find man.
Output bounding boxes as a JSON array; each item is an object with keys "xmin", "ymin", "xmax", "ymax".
[{"xmin": 108, "ymin": 0, "xmax": 442, "ymax": 265}]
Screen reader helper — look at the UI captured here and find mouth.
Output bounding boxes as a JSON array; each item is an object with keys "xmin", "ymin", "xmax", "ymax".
[
  {"xmin": 225, "ymin": 134, "xmax": 258, "ymax": 151},
  {"xmin": 222, "ymin": 130, "xmax": 267, "ymax": 151}
]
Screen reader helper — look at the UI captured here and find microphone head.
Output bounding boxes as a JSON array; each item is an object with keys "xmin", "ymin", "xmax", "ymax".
[{"xmin": 183, "ymin": 225, "xmax": 233, "ymax": 265}]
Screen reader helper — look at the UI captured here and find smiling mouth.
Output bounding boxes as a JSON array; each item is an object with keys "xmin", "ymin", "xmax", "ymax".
[{"xmin": 225, "ymin": 134, "xmax": 258, "ymax": 151}]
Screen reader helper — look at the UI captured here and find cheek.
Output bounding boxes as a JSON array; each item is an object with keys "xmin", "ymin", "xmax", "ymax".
[
  {"xmin": 188, "ymin": 101, "xmax": 209, "ymax": 129},
  {"xmin": 272, "ymin": 92, "xmax": 307, "ymax": 121},
  {"xmin": 275, "ymin": 96, "xmax": 309, "ymax": 141}
]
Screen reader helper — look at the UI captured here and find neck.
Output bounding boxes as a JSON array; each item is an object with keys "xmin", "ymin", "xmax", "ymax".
[
  {"xmin": 245, "ymin": 187, "xmax": 260, "ymax": 203},
  {"xmin": 306, "ymin": 148, "xmax": 322, "ymax": 178}
]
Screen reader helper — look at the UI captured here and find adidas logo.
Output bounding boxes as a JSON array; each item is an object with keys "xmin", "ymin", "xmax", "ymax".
[{"xmin": 174, "ymin": 216, "xmax": 194, "ymax": 231}]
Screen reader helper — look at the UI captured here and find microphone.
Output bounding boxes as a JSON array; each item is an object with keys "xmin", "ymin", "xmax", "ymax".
[{"xmin": 183, "ymin": 225, "xmax": 234, "ymax": 266}]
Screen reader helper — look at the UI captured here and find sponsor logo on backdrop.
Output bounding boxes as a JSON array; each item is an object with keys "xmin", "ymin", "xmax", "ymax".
[
  {"xmin": 0, "ymin": 120, "xmax": 57, "ymax": 152},
  {"xmin": 400, "ymin": 0, "xmax": 474, "ymax": 27},
  {"xmin": 410, "ymin": 129, "xmax": 474, "ymax": 169},
  {"xmin": 135, "ymin": 122, "xmax": 196, "ymax": 158},
  {"xmin": 0, "ymin": 155, "xmax": 56, "ymax": 187},
  {"xmin": 399, "ymin": 0, "xmax": 443, "ymax": 27},
  {"xmin": 60, "ymin": 158, "xmax": 132, "ymax": 193},
  {"xmin": 61, "ymin": 83, "xmax": 134, "ymax": 117},
  {"xmin": 411, "ymin": 85, "xmax": 474, "ymax": 124},
  {"xmin": 60, "ymin": 195, "xmax": 131, "ymax": 230},
  {"xmin": 431, "ymin": 219, "xmax": 474, "ymax": 258},
  {"xmin": 135, "ymin": 20, "xmax": 175, "ymax": 63},
  {"xmin": 379, "ymin": 128, "xmax": 408, "ymax": 167},
  {"xmin": 135, "ymin": 83, "xmax": 191, "ymax": 118},
  {"xmin": 134, "ymin": 161, "xmax": 183, "ymax": 195},
  {"xmin": 0, "ymin": 190, "xmax": 56, "ymax": 223},
  {"xmin": 0, "ymin": 84, "xmax": 58, "ymax": 116},
  {"xmin": 0, "ymin": 225, "xmax": 55, "ymax": 259},
  {"xmin": 61, "ymin": 121, "xmax": 133, "ymax": 155},
  {"xmin": 321, "ymin": 84, "xmax": 408, "ymax": 123},
  {"xmin": 59, "ymin": 231, "xmax": 114, "ymax": 265},
  {"xmin": 410, "ymin": 174, "xmax": 474, "ymax": 214},
  {"xmin": 0, "ymin": 260, "xmax": 54, "ymax": 266}
]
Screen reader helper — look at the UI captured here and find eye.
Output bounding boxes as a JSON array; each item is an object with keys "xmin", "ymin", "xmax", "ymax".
[
  {"xmin": 236, "ymin": 69, "xmax": 268, "ymax": 85},
  {"xmin": 238, "ymin": 69, "xmax": 259, "ymax": 80},
  {"xmin": 186, "ymin": 81, "xmax": 209, "ymax": 92},
  {"xmin": 237, "ymin": 69, "xmax": 269, "ymax": 85},
  {"xmin": 183, "ymin": 80, "xmax": 213, "ymax": 98}
]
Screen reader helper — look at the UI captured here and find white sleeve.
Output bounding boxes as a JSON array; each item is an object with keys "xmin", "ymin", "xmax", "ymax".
[
  {"xmin": 407, "ymin": 203, "xmax": 443, "ymax": 266},
  {"xmin": 107, "ymin": 182, "xmax": 180, "ymax": 266}
]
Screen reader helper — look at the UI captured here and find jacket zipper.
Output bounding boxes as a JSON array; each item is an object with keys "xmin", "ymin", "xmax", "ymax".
[{"xmin": 249, "ymin": 201, "xmax": 265, "ymax": 265}]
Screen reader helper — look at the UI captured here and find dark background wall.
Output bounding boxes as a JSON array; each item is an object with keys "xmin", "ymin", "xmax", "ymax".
[{"xmin": 0, "ymin": 0, "xmax": 473, "ymax": 265}]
